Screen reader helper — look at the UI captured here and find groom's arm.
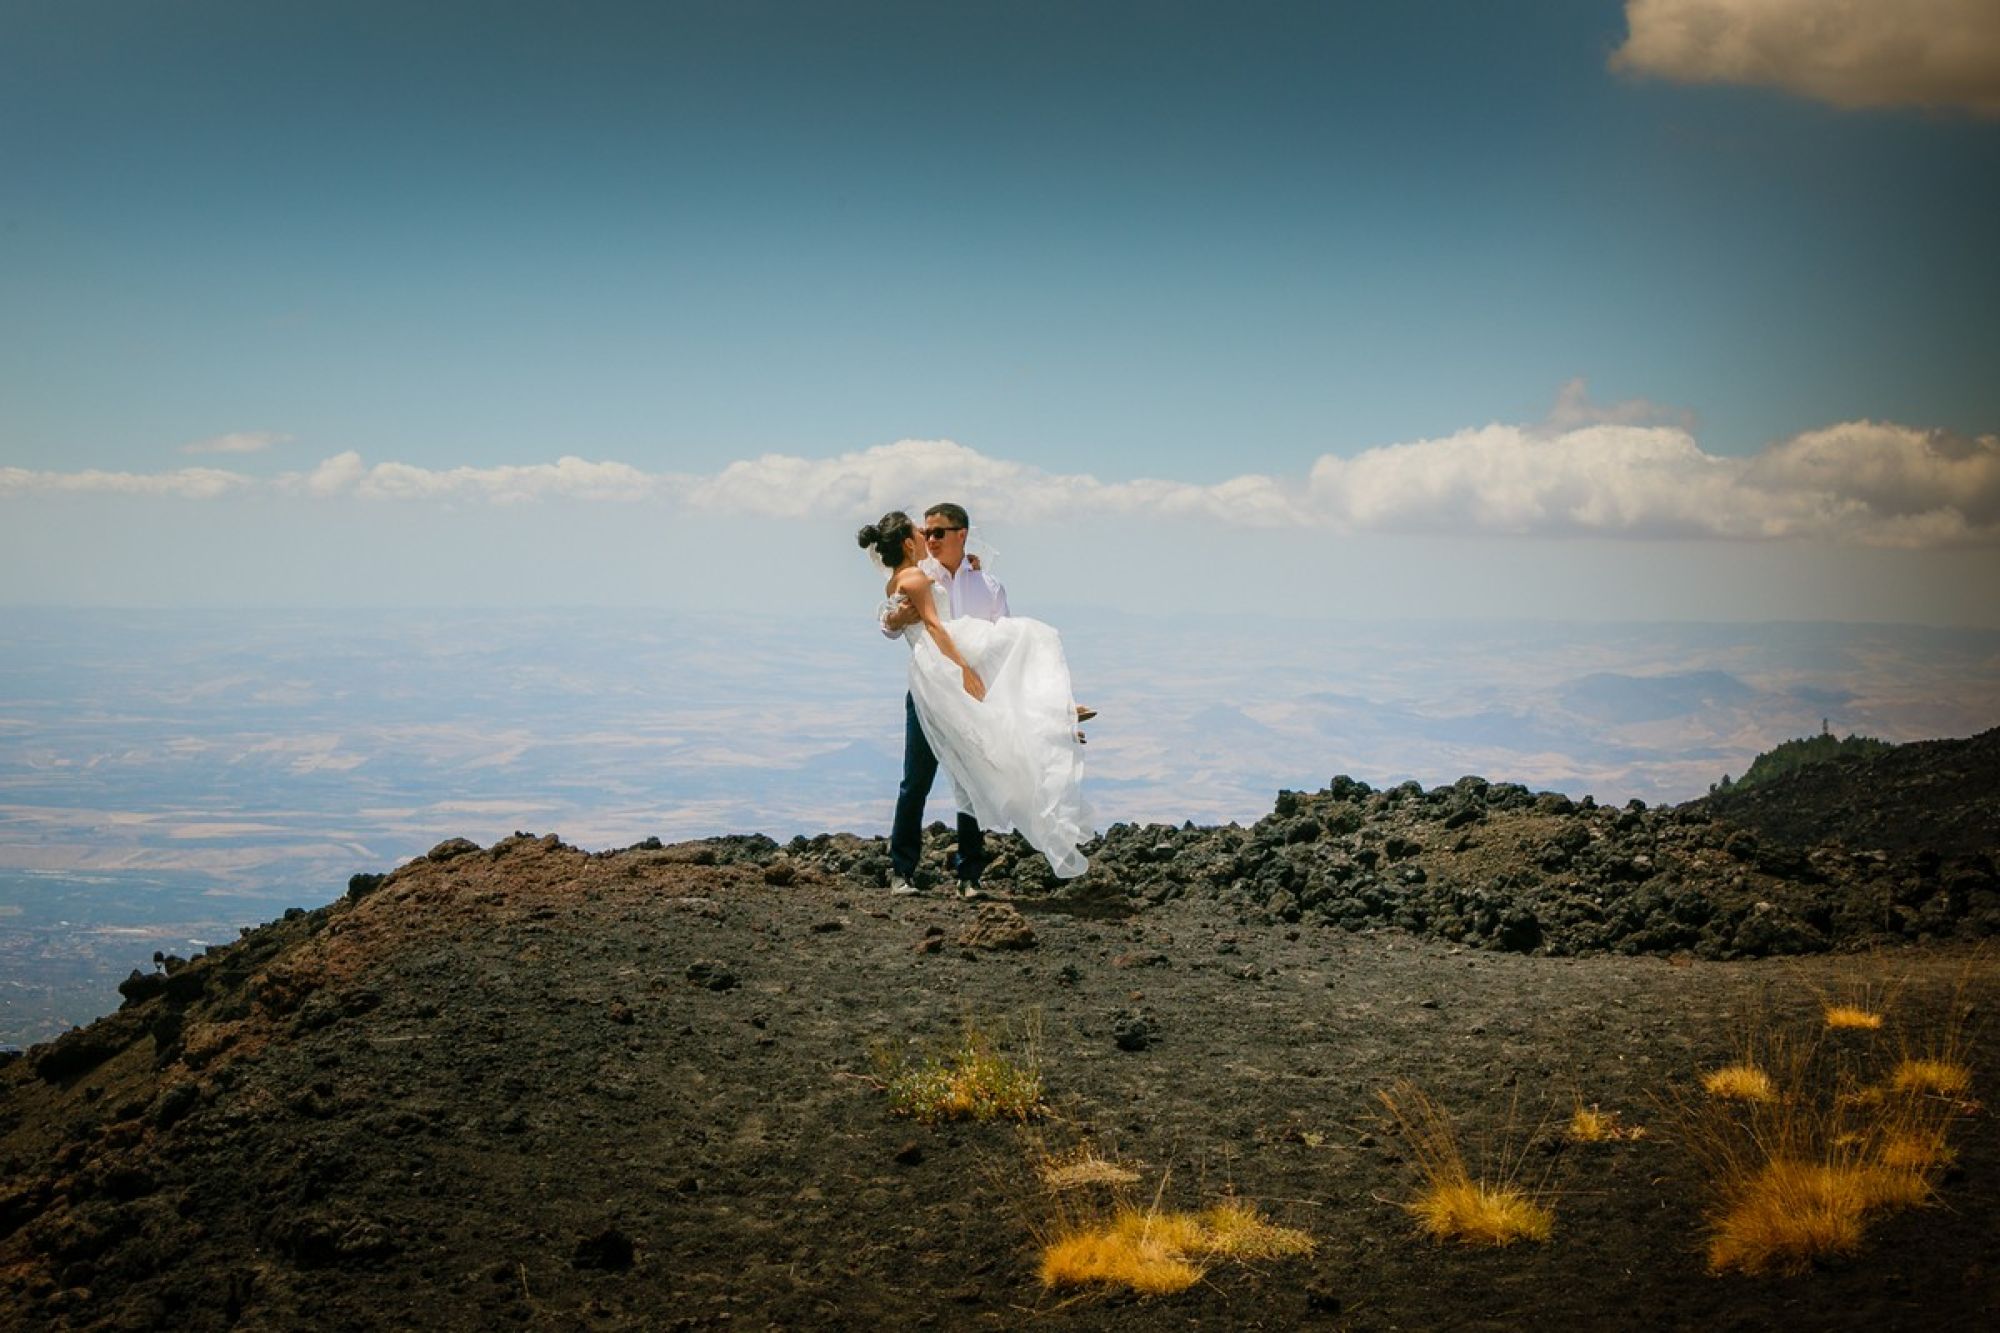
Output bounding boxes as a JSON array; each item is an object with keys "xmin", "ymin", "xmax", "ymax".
[{"xmin": 958, "ymin": 553, "xmax": 1008, "ymax": 619}]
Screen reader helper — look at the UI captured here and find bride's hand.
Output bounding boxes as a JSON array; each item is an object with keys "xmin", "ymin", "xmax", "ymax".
[
  {"xmin": 881, "ymin": 595, "xmax": 918, "ymax": 633},
  {"xmin": 962, "ymin": 667, "xmax": 986, "ymax": 702}
]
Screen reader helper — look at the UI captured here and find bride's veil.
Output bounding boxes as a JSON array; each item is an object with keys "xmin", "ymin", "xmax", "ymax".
[{"xmin": 964, "ymin": 524, "xmax": 999, "ymax": 569}]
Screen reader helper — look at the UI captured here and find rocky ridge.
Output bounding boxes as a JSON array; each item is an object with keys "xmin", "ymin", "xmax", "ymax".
[{"xmin": 772, "ymin": 725, "xmax": 2000, "ymax": 960}]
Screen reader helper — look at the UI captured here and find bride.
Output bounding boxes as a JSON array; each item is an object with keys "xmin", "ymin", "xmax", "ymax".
[{"xmin": 857, "ymin": 510, "xmax": 1092, "ymax": 879}]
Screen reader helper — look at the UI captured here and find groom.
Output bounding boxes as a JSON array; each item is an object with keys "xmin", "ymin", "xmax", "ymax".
[{"xmin": 881, "ymin": 502, "xmax": 1010, "ymax": 899}]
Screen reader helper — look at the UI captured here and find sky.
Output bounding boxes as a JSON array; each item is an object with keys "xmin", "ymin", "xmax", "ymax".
[{"xmin": 2, "ymin": 0, "xmax": 1998, "ymax": 622}]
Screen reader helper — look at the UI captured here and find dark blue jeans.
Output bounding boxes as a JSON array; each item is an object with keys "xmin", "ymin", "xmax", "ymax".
[{"xmin": 891, "ymin": 692, "xmax": 984, "ymax": 883}]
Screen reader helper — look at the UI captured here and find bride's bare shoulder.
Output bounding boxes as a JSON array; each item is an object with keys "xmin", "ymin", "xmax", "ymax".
[{"xmin": 888, "ymin": 568, "xmax": 928, "ymax": 594}]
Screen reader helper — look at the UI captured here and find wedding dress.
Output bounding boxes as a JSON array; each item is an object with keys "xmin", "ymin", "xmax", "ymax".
[{"xmin": 895, "ymin": 576, "xmax": 1093, "ymax": 878}]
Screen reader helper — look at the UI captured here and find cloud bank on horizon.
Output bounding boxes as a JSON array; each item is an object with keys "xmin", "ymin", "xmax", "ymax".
[
  {"xmin": 1612, "ymin": 0, "xmax": 2000, "ymax": 116},
  {"xmin": 6, "ymin": 395, "xmax": 1996, "ymax": 549}
]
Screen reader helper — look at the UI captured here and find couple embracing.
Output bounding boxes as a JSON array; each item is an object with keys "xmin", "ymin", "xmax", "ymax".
[{"xmin": 858, "ymin": 503, "xmax": 1094, "ymax": 897}]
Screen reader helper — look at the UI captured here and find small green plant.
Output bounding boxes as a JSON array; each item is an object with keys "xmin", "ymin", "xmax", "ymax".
[{"xmin": 879, "ymin": 1020, "xmax": 1046, "ymax": 1124}]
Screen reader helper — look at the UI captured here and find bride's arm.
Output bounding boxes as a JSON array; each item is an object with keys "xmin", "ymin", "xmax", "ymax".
[{"xmin": 898, "ymin": 573, "xmax": 986, "ymax": 701}]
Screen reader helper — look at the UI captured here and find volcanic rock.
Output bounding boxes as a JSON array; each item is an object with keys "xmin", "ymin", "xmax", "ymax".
[{"xmin": 955, "ymin": 905, "xmax": 1037, "ymax": 951}]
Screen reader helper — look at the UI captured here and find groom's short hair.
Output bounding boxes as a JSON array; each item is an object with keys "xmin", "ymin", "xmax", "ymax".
[{"xmin": 925, "ymin": 501, "xmax": 970, "ymax": 529}]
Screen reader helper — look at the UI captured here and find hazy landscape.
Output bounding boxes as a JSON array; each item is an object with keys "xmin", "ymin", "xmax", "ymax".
[{"xmin": 4, "ymin": 608, "xmax": 1996, "ymax": 1046}]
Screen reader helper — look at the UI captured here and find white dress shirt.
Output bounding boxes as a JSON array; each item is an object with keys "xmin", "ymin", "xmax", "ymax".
[
  {"xmin": 879, "ymin": 556, "xmax": 1010, "ymax": 636},
  {"xmin": 925, "ymin": 556, "xmax": 1010, "ymax": 622}
]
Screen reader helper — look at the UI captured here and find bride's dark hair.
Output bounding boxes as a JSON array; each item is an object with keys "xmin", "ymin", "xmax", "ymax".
[{"xmin": 856, "ymin": 510, "xmax": 917, "ymax": 568}]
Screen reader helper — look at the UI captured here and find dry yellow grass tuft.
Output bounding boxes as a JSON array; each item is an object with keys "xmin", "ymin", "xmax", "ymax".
[
  {"xmin": 1407, "ymin": 1180, "xmax": 1555, "ymax": 1246},
  {"xmin": 1379, "ymin": 1081, "xmax": 1554, "ymax": 1248},
  {"xmin": 1567, "ymin": 1104, "xmax": 1646, "ymax": 1144},
  {"xmin": 1708, "ymin": 1158, "xmax": 1931, "ymax": 1275},
  {"xmin": 1876, "ymin": 1124, "xmax": 1955, "ymax": 1173},
  {"xmin": 1670, "ymin": 969, "xmax": 1982, "ymax": 1277},
  {"xmin": 1039, "ymin": 1200, "xmax": 1314, "ymax": 1294},
  {"xmin": 1038, "ymin": 1150, "xmax": 1142, "ymax": 1192},
  {"xmin": 1879, "ymin": 957, "xmax": 1981, "ymax": 1110},
  {"xmin": 1194, "ymin": 1199, "xmax": 1319, "ymax": 1262},
  {"xmin": 1040, "ymin": 1221, "xmax": 1204, "ymax": 1295},
  {"xmin": 1889, "ymin": 1058, "xmax": 1972, "ymax": 1099},
  {"xmin": 1702, "ymin": 1063, "xmax": 1777, "ymax": 1102},
  {"xmin": 1835, "ymin": 1084, "xmax": 1887, "ymax": 1110},
  {"xmin": 1793, "ymin": 954, "xmax": 1903, "ymax": 1038}
]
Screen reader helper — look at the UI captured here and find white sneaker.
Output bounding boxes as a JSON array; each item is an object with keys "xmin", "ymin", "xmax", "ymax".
[{"xmin": 888, "ymin": 874, "xmax": 921, "ymax": 896}]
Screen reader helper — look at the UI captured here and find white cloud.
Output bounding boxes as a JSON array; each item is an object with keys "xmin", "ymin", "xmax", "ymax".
[
  {"xmin": 1309, "ymin": 421, "xmax": 2000, "ymax": 546},
  {"xmin": 1612, "ymin": 0, "xmax": 2000, "ymax": 116},
  {"xmin": 0, "ymin": 465, "xmax": 251, "ymax": 499},
  {"xmin": 1308, "ymin": 424, "xmax": 1742, "ymax": 538},
  {"xmin": 1539, "ymin": 377, "xmax": 1695, "ymax": 434},
  {"xmin": 682, "ymin": 439, "xmax": 1303, "ymax": 527},
  {"xmin": 9, "ymin": 410, "xmax": 1998, "ymax": 547},
  {"xmin": 287, "ymin": 452, "xmax": 658, "ymax": 503},
  {"xmin": 1742, "ymin": 420, "xmax": 2000, "ymax": 538},
  {"xmin": 180, "ymin": 430, "xmax": 292, "ymax": 455},
  {"xmin": 680, "ymin": 425, "xmax": 1999, "ymax": 547},
  {"xmin": 299, "ymin": 450, "xmax": 367, "ymax": 498},
  {"xmin": 362, "ymin": 457, "xmax": 655, "ymax": 503}
]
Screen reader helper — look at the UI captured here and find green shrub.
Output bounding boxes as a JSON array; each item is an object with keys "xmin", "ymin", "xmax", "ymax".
[{"xmin": 1713, "ymin": 732, "xmax": 1893, "ymax": 795}]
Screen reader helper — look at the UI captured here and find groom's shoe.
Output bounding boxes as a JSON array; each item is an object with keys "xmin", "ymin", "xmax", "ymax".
[
  {"xmin": 888, "ymin": 873, "xmax": 921, "ymax": 897},
  {"xmin": 957, "ymin": 881, "xmax": 988, "ymax": 901}
]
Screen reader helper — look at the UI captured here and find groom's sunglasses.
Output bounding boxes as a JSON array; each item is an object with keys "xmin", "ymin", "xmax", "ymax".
[{"xmin": 922, "ymin": 526, "xmax": 965, "ymax": 540}]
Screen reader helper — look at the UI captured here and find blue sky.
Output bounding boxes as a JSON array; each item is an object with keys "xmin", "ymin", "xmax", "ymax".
[{"xmin": 3, "ymin": 1, "xmax": 1997, "ymax": 619}]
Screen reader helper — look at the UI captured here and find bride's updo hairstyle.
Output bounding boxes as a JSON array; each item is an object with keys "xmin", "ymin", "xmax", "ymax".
[{"xmin": 856, "ymin": 510, "xmax": 917, "ymax": 568}]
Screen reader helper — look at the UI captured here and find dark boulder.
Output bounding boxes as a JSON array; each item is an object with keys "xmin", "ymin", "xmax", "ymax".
[
  {"xmin": 684, "ymin": 960, "xmax": 739, "ymax": 991},
  {"xmin": 1497, "ymin": 909, "xmax": 1542, "ymax": 953},
  {"xmin": 117, "ymin": 970, "xmax": 168, "ymax": 1008},
  {"xmin": 30, "ymin": 1010, "xmax": 147, "ymax": 1084},
  {"xmin": 1111, "ymin": 1011, "xmax": 1157, "ymax": 1051},
  {"xmin": 572, "ymin": 1226, "xmax": 636, "ymax": 1271}
]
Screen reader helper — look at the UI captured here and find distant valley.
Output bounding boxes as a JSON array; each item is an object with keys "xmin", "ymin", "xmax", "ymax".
[{"xmin": 2, "ymin": 608, "xmax": 1996, "ymax": 1043}]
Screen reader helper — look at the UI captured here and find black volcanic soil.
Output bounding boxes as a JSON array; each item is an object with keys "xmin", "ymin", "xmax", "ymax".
[{"xmin": 2, "ymin": 731, "xmax": 1997, "ymax": 1330}]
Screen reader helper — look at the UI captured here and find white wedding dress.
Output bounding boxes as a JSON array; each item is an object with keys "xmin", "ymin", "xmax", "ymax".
[{"xmin": 896, "ymin": 576, "xmax": 1093, "ymax": 878}]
